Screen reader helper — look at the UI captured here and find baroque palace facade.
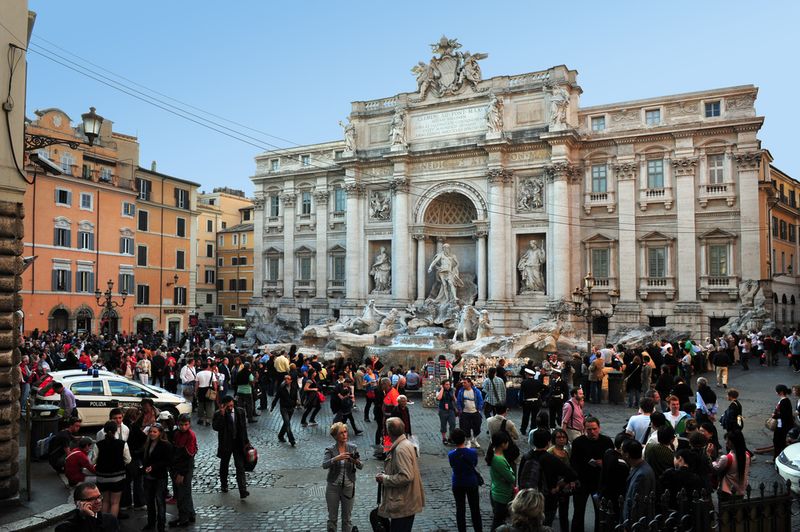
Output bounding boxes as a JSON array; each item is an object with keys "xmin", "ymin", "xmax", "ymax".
[{"xmin": 250, "ymin": 37, "xmax": 771, "ymax": 339}]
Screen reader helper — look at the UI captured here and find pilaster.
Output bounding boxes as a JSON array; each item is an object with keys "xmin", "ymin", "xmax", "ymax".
[
  {"xmin": 281, "ymin": 192, "xmax": 296, "ymax": 299},
  {"xmin": 673, "ymin": 158, "xmax": 698, "ymax": 300},
  {"xmin": 487, "ymin": 168, "xmax": 512, "ymax": 302},
  {"xmin": 614, "ymin": 162, "xmax": 638, "ymax": 302},
  {"xmin": 390, "ymin": 176, "xmax": 410, "ymax": 303},
  {"xmin": 313, "ymin": 188, "xmax": 329, "ymax": 299},
  {"xmin": 545, "ymin": 162, "xmax": 577, "ymax": 300},
  {"xmin": 344, "ymin": 181, "xmax": 365, "ymax": 301},
  {"xmin": 736, "ymin": 151, "xmax": 762, "ymax": 281}
]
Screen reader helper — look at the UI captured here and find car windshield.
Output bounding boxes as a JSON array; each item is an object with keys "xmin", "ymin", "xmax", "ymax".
[{"xmin": 142, "ymin": 383, "xmax": 169, "ymax": 395}]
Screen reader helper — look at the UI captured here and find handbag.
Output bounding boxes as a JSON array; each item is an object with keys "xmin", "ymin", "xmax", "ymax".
[
  {"xmin": 370, "ymin": 476, "xmax": 390, "ymax": 532},
  {"xmin": 317, "ymin": 391, "xmax": 326, "ymax": 403},
  {"xmin": 206, "ymin": 375, "xmax": 219, "ymax": 401},
  {"xmin": 458, "ymin": 450, "xmax": 484, "ymax": 486},
  {"xmin": 244, "ymin": 444, "xmax": 258, "ymax": 472},
  {"xmin": 765, "ymin": 417, "xmax": 778, "ymax": 431},
  {"xmin": 501, "ymin": 419, "xmax": 521, "ymax": 463}
]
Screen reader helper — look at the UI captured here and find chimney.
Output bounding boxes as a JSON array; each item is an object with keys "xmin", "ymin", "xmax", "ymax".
[{"xmin": 150, "ymin": 160, "xmax": 157, "ymax": 172}]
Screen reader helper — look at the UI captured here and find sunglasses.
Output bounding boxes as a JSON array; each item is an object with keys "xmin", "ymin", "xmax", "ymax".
[{"xmin": 79, "ymin": 494, "xmax": 103, "ymax": 502}]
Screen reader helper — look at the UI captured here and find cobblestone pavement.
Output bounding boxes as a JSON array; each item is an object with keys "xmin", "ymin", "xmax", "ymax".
[{"xmin": 115, "ymin": 363, "xmax": 797, "ymax": 531}]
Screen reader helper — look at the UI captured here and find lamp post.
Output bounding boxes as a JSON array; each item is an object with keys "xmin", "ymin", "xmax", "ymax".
[
  {"xmin": 24, "ymin": 107, "xmax": 104, "ymax": 151},
  {"xmin": 95, "ymin": 278, "xmax": 126, "ymax": 336},
  {"xmin": 571, "ymin": 273, "xmax": 620, "ymax": 354}
]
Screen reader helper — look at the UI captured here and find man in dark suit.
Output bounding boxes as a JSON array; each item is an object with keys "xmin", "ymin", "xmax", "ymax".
[{"xmin": 212, "ymin": 395, "xmax": 250, "ymax": 498}]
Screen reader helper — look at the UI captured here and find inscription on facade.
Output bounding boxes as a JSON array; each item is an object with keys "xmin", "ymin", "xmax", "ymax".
[
  {"xmin": 410, "ymin": 106, "xmax": 487, "ymax": 139},
  {"xmin": 412, "ymin": 156, "xmax": 487, "ymax": 172},
  {"xmin": 508, "ymin": 149, "xmax": 550, "ymax": 162}
]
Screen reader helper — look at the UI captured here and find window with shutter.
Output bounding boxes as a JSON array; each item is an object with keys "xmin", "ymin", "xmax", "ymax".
[
  {"xmin": 138, "ymin": 210, "xmax": 149, "ymax": 231},
  {"xmin": 176, "ymin": 250, "xmax": 185, "ymax": 270},
  {"xmin": 137, "ymin": 245, "xmax": 147, "ymax": 266},
  {"xmin": 238, "ymin": 279, "xmax": 247, "ymax": 290},
  {"xmin": 648, "ymin": 247, "xmax": 667, "ymax": 278},
  {"xmin": 216, "ymin": 279, "xmax": 223, "ymax": 291},
  {"xmin": 206, "ymin": 244, "xmax": 213, "ymax": 257},
  {"xmin": 229, "ymin": 279, "xmax": 236, "ymax": 291},
  {"xmin": 591, "ymin": 248, "xmax": 610, "ymax": 278},
  {"xmin": 268, "ymin": 258, "xmax": 280, "ymax": 280},
  {"xmin": 176, "ymin": 218, "xmax": 186, "ymax": 237}
]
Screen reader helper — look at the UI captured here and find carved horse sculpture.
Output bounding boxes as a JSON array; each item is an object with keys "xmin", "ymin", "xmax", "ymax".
[{"xmin": 453, "ymin": 305, "xmax": 479, "ymax": 342}]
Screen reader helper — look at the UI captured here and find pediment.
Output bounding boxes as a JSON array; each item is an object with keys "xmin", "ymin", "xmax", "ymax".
[
  {"xmin": 120, "ymin": 227, "xmax": 134, "ymax": 237},
  {"xmin": 582, "ymin": 233, "xmax": 617, "ymax": 244},
  {"xmin": 637, "ymin": 231, "xmax": 673, "ymax": 242},
  {"xmin": 264, "ymin": 246, "xmax": 284, "ymax": 256},
  {"xmin": 328, "ymin": 244, "xmax": 346, "ymax": 253},
  {"xmin": 698, "ymin": 228, "xmax": 737, "ymax": 241}
]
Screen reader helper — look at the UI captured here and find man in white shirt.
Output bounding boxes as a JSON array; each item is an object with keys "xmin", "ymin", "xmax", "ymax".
[
  {"xmin": 625, "ymin": 397, "xmax": 656, "ymax": 443},
  {"xmin": 195, "ymin": 361, "xmax": 214, "ymax": 426},
  {"xmin": 663, "ymin": 395, "xmax": 690, "ymax": 434},
  {"xmin": 600, "ymin": 344, "xmax": 615, "ymax": 366},
  {"xmin": 180, "ymin": 358, "xmax": 197, "ymax": 406}
]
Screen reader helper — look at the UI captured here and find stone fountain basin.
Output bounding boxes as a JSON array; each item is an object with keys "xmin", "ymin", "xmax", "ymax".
[{"xmin": 365, "ymin": 345, "xmax": 451, "ymax": 371}]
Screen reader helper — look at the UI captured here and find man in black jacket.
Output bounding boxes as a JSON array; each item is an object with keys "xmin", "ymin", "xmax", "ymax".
[
  {"xmin": 271, "ymin": 374, "xmax": 298, "ymax": 446},
  {"xmin": 212, "ymin": 395, "xmax": 250, "ymax": 498},
  {"xmin": 55, "ymin": 482, "xmax": 119, "ymax": 532},
  {"xmin": 519, "ymin": 429, "xmax": 578, "ymax": 528},
  {"xmin": 570, "ymin": 416, "xmax": 614, "ymax": 532}
]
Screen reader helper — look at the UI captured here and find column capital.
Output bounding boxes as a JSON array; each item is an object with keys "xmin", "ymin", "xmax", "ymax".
[
  {"xmin": 412, "ymin": 233, "xmax": 426, "ymax": 241},
  {"xmin": 344, "ymin": 182, "xmax": 366, "ymax": 198},
  {"xmin": 487, "ymin": 168, "xmax": 513, "ymax": 185},
  {"xmin": 735, "ymin": 151, "xmax": 762, "ymax": 170},
  {"xmin": 545, "ymin": 161, "xmax": 578, "ymax": 182},
  {"xmin": 313, "ymin": 190, "xmax": 329, "ymax": 204},
  {"xmin": 252, "ymin": 196, "xmax": 266, "ymax": 210},
  {"xmin": 280, "ymin": 193, "xmax": 296, "ymax": 207},
  {"xmin": 671, "ymin": 157, "xmax": 698, "ymax": 177},
  {"xmin": 612, "ymin": 162, "xmax": 638, "ymax": 181},
  {"xmin": 389, "ymin": 177, "xmax": 409, "ymax": 193},
  {"xmin": 473, "ymin": 228, "xmax": 488, "ymax": 239}
]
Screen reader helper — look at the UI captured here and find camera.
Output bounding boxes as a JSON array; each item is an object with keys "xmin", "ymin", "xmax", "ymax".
[{"xmin": 352, "ymin": 452, "xmax": 360, "ymax": 460}]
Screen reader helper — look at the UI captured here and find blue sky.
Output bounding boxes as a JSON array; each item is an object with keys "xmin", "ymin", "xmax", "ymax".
[{"xmin": 25, "ymin": 1, "xmax": 799, "ymax": 194}]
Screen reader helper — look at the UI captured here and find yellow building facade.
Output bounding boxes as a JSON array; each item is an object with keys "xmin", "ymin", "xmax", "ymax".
[{"xmin": 216, "ymin": 215, "xmax": 254, "ymax": 318}]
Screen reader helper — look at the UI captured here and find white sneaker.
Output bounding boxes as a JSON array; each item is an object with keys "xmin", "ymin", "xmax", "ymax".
[
  {"xmin": 465, "ymin": 439, "xmax": 472, "ymax": 449},
  {"xmin": 472, "ymin": 438, "xmax": 481, "ymax": 449}
]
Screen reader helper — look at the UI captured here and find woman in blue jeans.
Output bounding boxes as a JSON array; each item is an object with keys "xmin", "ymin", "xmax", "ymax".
[{"xmin": 448, "ymin": 428, "xmax": 483, "ymax": 532}]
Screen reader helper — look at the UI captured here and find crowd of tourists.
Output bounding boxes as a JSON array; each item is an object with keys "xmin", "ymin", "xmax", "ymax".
[{"xmin": 19, "ymin": 326, "xmax": 800, "ymax": 531}]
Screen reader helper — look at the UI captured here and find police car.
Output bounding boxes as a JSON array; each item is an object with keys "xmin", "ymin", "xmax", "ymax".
[{"xmin": 34, "ymin": 369, "xmax": 192, "ymax": 427}]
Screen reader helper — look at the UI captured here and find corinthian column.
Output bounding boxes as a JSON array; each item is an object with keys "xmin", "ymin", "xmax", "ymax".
[
  {"xmin": 736, "ymin": 152, "xmax": 762, "ymax": 280},
  {"xmin": 475, "ymin": 227, "xmax": 488, "ymax": 305},
  {"xmin": 673, "ymin": 158, "xmax": 698, "ymax": 300},
  {"xmin": 545, "ymin": 162, "xmax": 576, "ymax": 300},
  {"xmin": 391, "ymin": 177, "xmax": 410, "ymax": 303},
  {"xmin": 252, "ymin": 195, "xmax": 265, "ymax": 302},
  {"xmin": 487, "ymin": 168, "xmax": 512, "ymax": 303},
  {"xmin": 413, "ymin": 234, "xmax": 426, "ymax": 302},
  {"xmin": 313, "ymin": 189, "xmax": 329, "ymax": 298},
  {"xmin": 281, "ymin": 192, "xmax": 296, "ymax": 299},
  {"xmin": 344, "ymin": 182, "xmax": 365, "ymax": 300}
]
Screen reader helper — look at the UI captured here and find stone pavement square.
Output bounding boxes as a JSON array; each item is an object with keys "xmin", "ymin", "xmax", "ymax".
[{"xmin": 98, "ymin": 364, "xmax": 793, "ymax": 531}]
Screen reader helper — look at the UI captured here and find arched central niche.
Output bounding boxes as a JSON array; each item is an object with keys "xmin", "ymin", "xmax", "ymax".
[{"xmin": 423, "ymin": 192, "xmax": 478, "ymax": 225}]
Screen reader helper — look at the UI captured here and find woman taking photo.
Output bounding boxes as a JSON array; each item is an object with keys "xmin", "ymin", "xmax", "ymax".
[
  {"xmin": 93, "ymin": 421, "xmax": 131, "ymax": 517},
  {"xmin": 710, "ymin": 430, "xmax": 751, "ymax": 501},
  {"xmin": 771, "ymin": 384, "xmax": 794, "ymax": 458},
  {"xmin": 142, "ymin": 423, "xmax": 173, "ymax": 532},
  {"xmin": 485, "ymin": 431, "xmax": 515, "ymax": 531},
  {"xmin": 322, "ymin": 422, "xmax": 362, "ymax": 532}
]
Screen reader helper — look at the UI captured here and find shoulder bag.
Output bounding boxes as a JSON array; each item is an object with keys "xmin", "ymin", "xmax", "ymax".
[
  {"xmin": 206, "ymin": 374, "xmax": 218, "ymax": 401},
  {"xmin": 457, "ymin": 449, "xmax": 484, "ymax": 486}
]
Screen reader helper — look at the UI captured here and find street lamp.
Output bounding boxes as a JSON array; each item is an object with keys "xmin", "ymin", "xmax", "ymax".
[
  {"xmin": 571, "ymin": 272, "xmax": 619, "ymax": 353},
  {"xmin": 24, "ymin": 107, "xmax": 104, "ymax": 151},
  {"xmin": 95, "ymin": 278, "xmax": 126, "ymax": 335}
]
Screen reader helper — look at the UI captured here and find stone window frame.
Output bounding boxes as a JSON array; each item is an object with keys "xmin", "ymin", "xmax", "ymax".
[
  {"xmin": 644, "ymin": 107, "xmax": 662, "ymax": 127},
  {"xmin": 176, "ymin": 216, "xmax": 186, "ymax": 238},
  {"xmin": 295, "ymin": 245, "xmax": 316, "ymax": 282},
  {"xmin": 176, "ymin": 249, "xmax": 186, "ymax": 270},
  {"xmin": 703, "ymin": 99, "xmax": 723, "ymax": 119},
  {"xmin": 591, "ymin": 163, "xmax": 608, "ymax": 193},
  {"xmin": 582, "ymin": 152, "xmax": 616, "ymax": 214},
  {"xmin": 270, "ymin": 158, "xmax": 280, "ymax": 172},
  {"xmin": 137, "ymin": 244, "xmax": 148, "ymax": 267},
  {"xmin": 55, "ymin": 187, "xmax": 72, "ymax": 207},
  {"xmin": 328, "ymin": 244, "xmax": 347, "ymax": 282},
  {"xmin": 52, "ymin": 259, "xmax": 72, "ymax": 292},
  {"xmin": 122, "ymin": 201, "xmax": 136, "ymax": 218},
  {"xmin": 582, "ymin": 233, "xmax": 618, "ymax": 292},
  {"xmin": 137, "ymin": 208, "xmax": 149, "ymax": 232},
  {"xmin": 60, "ymin": 151, "xmax": 75, "ymax": 175},
  {"xmin": 264, "ymin": 247, "xmax": 283, "ymax": 282},
  {"xmin": 53, "ymin": 216, "xmax": 72, "ymax": 248},
  {"xmin": 79, "ymin": 192, "xmax": 94, "ymax": 211},
  {"xmin": 589, "ymin": 115, "xmax": 606, "ymax": 132},
  {"xmin": 637, "ymin": 231, "xmax": 676, "ymax": 300},
  {"xmin": 330, "ymin": 180, "xmax": 347, "ymax": 215}
]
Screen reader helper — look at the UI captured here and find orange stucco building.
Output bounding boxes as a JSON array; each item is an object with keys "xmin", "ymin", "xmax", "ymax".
[
  {"xmin": 21, "ymin": 108, "xmax": 140, "ymax": 334},
  {"xmin": 132, "ymin": 165, "xmax": 200, "ymax": 339}
]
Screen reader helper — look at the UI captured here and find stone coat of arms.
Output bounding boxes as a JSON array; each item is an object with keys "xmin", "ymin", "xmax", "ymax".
[{"xmin": 411, "ymin": 36, "xmax": 488, "ymax": 100}]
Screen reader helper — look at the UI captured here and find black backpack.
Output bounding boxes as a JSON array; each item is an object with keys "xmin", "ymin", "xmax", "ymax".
[{"xmin": 518, "ymin": 450, "xmax": 548, "ymax": 493}]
